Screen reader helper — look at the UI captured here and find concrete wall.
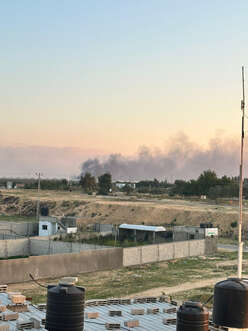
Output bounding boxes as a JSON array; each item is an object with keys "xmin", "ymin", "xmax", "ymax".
[
  {"xmin": 0, "ymin": 247, "xmax": 123, "ymax": 284},
  {"xmin": 0, "ymin": 238, "xmax": 30, "ymax": 258},
  {"xmin": 0, "ymin": 238, "xmax": 217, "ymax": 283},
  {"xmin": 0, "ymin": 238, "xmax": 109, "ymax": 258},
  {"xmin": 123, "ymin": 239, "xmax": 210, "ymax": 266},
  {"xmin": 0, "ymin": 222, "xmax": 38, "ymax": 237},
  {"xmin": 30, "ymin": 238, "xmax": 109, "ymax": 256}
]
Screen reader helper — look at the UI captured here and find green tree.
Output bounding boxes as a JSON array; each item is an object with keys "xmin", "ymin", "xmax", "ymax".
[
  {"xmin": 98, "ymin": 173, "xmax": 112, "ymax": 195},
  {"xmin": 80, "ymin": 173, "xmax": 97, "ymax": 193},
  {"xmin": 122, "ymin": 184, "xmax": 134, "ymax": 195},
  {"xmin": 197, "ymin": 170, "xmax": 218, "ymax": 195}
]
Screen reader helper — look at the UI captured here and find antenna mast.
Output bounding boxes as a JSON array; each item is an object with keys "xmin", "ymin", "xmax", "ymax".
[{"xmin": 238, "ymin": 66, "xmax": 245, "ymax": 278}]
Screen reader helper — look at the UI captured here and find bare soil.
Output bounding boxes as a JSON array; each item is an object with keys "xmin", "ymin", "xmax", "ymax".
[{"xmin": 0, "ymin": 189, "xmax": 248, "ymax": 232}]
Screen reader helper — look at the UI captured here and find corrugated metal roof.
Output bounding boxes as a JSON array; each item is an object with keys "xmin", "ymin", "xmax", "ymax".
[
  {"xmin": 0, "ymin": 293, "xmax": 46, "ymax": 331},
  {"xmin": 85, "ymin": 301, "xmax": 176, "ymax": 330},
  {"xmin": 0, "ymin": 293, "xmax": 176, "ymax": 330},
  {"xmin": 119, "ymin": 224, "xmax": 166, "ymax": 232}
]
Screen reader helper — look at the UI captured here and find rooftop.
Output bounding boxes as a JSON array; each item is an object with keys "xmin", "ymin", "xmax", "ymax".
[
  {"xmin": 0, "ymin": 292, "xmax": 177, "ymax": 330},
  {"xmin": 0, "ymin": 288, "xmax": 224, "ymax": 331},
  {"xmin": 119, "ymin": 224, "xmax": 166, "ymax": 232}
]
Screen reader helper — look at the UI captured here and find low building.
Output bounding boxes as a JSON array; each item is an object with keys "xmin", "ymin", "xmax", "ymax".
[
  {"xmin": 94, "ymin": 223, "xmax": 114, "ymax": 235},
  {"xmin": 39, "ymin": 216, "xmax": 78, "ymax": 236},
  {"xmin": 60, "ymin": 217, "xmax": 78, "ymax": 234},
  {"xmin": 115, "ymin": 181, "xmax": 136, "ymax": 190},
  {"xmin": 173, "ymin": 225, "xmax": 218, "ymax": 241},
  {"xmin": 119, "ymin": 224, "xmax": 167, "ymax": 243},
  {"xmin": 39, "ymin": 216, "xmax": 60, "ymax": 236},
  {"xmin": 6, "ymin": 181, "xmax": 13, "ymax": 189},
  {"xmin": 15, "ymin": 183, "xmax": 25, "ymax": 189}
]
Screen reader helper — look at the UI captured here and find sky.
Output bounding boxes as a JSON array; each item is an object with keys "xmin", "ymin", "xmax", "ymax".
[{"xmin": 1, "ymin": 1, "xmax": 248, "ymax": 179}]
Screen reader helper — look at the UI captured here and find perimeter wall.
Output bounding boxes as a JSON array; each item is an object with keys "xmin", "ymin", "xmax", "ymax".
[
  {"xmin": 0, "ymin": 247, "xmax": 123, "ymax": 284},
  {"xmin": 0, "ymin": 238, "xmax": 217, "ymax": 284},
  {"xmin": 123, "ymin": 238, "xmax": 215, "ymax": 266}
]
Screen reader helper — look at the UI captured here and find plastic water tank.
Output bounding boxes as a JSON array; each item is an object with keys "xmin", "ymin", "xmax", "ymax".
[
  {"xmin": 213, "ymin": 277, "xmax": 248, "ymax": 328},
  {"xmin": 177, "ymin": 301, "xmax": 209, "ymax": 331},
  {"xmin": 45, "ymin": 278, "xmax": 85, "ymax": 331}
]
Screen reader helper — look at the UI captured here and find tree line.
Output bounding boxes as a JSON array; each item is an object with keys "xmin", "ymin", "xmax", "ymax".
[
  {"xmin": 171, "ymin": 170, "xmax": 241, "ymax": 198},
  {"xmin": 80, "ymin": 170, "xmax": 247, "ymax": 199},
  {"xmin": 1, "ymin": 169, "xmax": 246, "ymax": 199}
]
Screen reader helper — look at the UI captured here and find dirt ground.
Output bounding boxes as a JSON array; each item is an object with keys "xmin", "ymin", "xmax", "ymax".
[
  {"xmin": 0, "ymin": 189, "xmax": 247, "ymax": 232},
  {"xmin": 6, "ymin": 252, "xmax": 246, "ymax": 304}
]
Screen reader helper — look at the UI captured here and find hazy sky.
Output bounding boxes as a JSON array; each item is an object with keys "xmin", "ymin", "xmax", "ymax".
[{"xmin": 1, "ymin": 1, "xmax": 248, "ymax": 178}]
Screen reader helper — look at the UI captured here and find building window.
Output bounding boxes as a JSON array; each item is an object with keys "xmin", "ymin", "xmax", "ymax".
[
  {"xmin": 58, "ymin": 226, "xmax": 60, "ymax": 230},
  {"xmin": 42, "ymin": 225, "xmax": 48, "ymax": 230}
]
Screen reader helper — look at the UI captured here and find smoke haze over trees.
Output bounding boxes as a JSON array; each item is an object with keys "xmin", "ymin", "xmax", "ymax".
[{"xmin": 81, "ymin": 133, "xmax": 242, "ymax": 181}]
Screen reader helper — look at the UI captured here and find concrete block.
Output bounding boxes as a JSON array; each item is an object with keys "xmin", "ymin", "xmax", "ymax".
[
  {"xmin": 30, "ymin": 317, "xmax": 41, "ymax": 328},
  {"xmin": 2, "ymin": 312, "xmax": 19, "ymax": 321},
  {"xmin": 163, "ymin": 318, "xmax": 176, "ymax": 325},
  {"xmin": 11, "ymin": 295, "xmax": 25, "ymax": 304},
  {"xmin": 105, "ymin": 322, "xmax": 121, "ymax": 329},
  {"xmin": 8, "ymin": 292, "xmax": 21, "ymax": 299},
  {"xmin": 124, "ymin": 320, "xmax": 139, "ymax": 327},
  {"xmin": 147, "ymin": 307, "xmax": 159, "ymax": 314},
  {"xmin": 109, "ymin": 310, "xmax": 122, "ymax": 316},
  {"xmin": 131, "ymin": 308, "xmax": 145, "ymax": 315},
  {"xmin": 85, "ymin": 312, "xmax": 99, "ymax": 319}
]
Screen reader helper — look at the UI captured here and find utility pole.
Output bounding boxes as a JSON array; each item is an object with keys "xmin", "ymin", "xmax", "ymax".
[
  {"xmin": 238, "ymin": 66, "xmax": 245, "ymax": 278},
  {"xmin": 36, "ymin": 172, "xmax": 41, "ymax": 222}
]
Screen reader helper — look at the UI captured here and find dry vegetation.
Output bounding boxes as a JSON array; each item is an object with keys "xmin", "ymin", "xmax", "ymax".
[
  {"xmin": 1, "ymin": 189, "xmax": 245, "ymax": 306},
  {"xmin": 0, "ymin": 189, "xmax": 248, "ymax": 234},
  {"xmin": 8, "ymin": 251, "xmax": 246, "ymax": 306}
]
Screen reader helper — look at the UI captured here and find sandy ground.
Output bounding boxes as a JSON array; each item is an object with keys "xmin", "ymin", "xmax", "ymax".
[
  {"xmin": 126, "ymin": 259, "xmax": 247, "ymax": 298},
  {"xmin": 124, "ymin": 277, "xmax": 226, "ymax": 298}
]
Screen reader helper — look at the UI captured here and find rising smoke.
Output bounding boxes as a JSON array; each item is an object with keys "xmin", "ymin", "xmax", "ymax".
[{"xmin": 81, "ymin": 133, "xmax": 243, "ymax": 182}]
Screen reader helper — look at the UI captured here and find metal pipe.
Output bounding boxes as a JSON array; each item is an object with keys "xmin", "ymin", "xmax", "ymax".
[{"xmin": 238, "ymin": 66, "xmax": 245, "ymax": 278}]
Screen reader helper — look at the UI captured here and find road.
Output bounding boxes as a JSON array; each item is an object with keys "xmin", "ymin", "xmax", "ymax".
[{"xmin": 218, "ymin": 243, "xmax": 248, "ymax": 252}]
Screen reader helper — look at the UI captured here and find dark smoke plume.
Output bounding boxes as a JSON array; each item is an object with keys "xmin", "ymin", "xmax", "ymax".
[{"xmin": 81, "ymin": 133, "xmax": 242, "ymax": 182}]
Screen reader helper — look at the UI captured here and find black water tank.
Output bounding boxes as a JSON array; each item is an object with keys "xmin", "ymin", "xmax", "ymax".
[
  {"xmin": 177, "ymin": 301, "xmax": 209, "ymax": 331},
  {"xmin": 213, "ymin": 277, "xmax": 248, "ymax": 328},
  {"xmin": 40, "ymin": 206, "xmax": 49, "ymax": 216},
  {"xmin": 45, "ymin": 278, "xmax": 85, "ymax": 331}
]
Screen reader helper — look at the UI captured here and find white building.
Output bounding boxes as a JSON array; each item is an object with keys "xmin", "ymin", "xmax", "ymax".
[
  {"xmin": 115, "ymin": 181, "xmax": 136, "ymax": 190},
  {"xmin": 6, "ymin": 181, "xmax": 13, "ymax": 189},
  {"xmin": 39, "ymin": 216, "xmax": 78, "ymax": 236},
  {"xmin": 39, "ymin": 217, "xmax": 60, "ymax": 236},
  {"xmin": 173, "ymin": 225, "xmax": 218, "ymax": 241}
]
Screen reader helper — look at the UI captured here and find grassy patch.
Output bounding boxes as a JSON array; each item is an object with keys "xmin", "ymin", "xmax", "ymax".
[
  {"xmin": 173, "ymin": 286, "xmax": 214, "ymax": 308},
  {"xmin": 218, "ymin": 237, "xmax": 248, "ymax": 246},
  {"xmin": 0, "ymin": 255, "xmax": 29, "ymax": 260},
  {"xmin": 18, "ymin": 252, "xmax": 244, "ymax": 304}
]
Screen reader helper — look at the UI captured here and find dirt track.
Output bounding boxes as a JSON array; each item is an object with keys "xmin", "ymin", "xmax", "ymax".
[
  {"xmin": 127, "ymin": 259, "xmax": 247, "ymax": 298},
  {"xmin": 125, "ymin": 277, "xmax": 224, "ymax": 298}
]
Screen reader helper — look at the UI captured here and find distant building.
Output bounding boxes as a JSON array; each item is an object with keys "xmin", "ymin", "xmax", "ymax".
[
  {"xmin": 119, "ymin": 224, "xmax": 167, "ymax": 243},
  {"xmin": 115, "ymin": 181, "xmax": 136, "ymax": 190},
  {"xmin": 39, "ymin": 216, "xmax": 60, "ymax": 236},
  {"xmin": 173, "ymin": 225, "xmax": 218, "ymax": 241},
  {"xmin": 94, "ymin": 223, "xmax": 114, "ymax": 235},
  {"xmin": 6, "ymin": 181, "xmax": 13, "ymax": 189},
  {"xmin": 39, "ymin": 216, "xmax": 78, "ymax": 236},
  {"xmin": 15, "ymin": 183, "xmax": 25, "ymax": 189},
  {"xmin": 60, "ymin": 217, "xmax": 78, "ymax": 234}
]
